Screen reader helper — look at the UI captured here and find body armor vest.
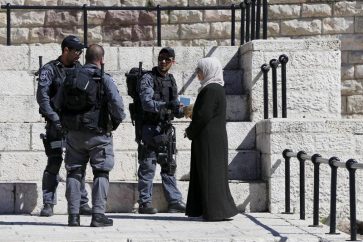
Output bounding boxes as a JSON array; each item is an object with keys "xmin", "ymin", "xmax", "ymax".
[{"xmin": 143, "ymin": 68, "xmax": 178, "ymax": 123}]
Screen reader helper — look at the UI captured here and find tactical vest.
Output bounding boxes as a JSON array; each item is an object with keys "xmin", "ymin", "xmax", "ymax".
[
  {"xmin": 143, "ymin": 68, "xmax": 178, "ymax": 124},
  {"xmin": 45, "ymin": 60, "xmax": 82, "ymax": 98},
  {"xmin": 60, "ymin": 67, "xmax": 112, "ymax": 133}
]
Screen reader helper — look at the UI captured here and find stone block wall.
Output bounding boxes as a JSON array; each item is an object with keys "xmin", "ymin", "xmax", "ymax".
[{"xmin": 241, "ymin": 39, "xmax": 341, "ymax": 121}]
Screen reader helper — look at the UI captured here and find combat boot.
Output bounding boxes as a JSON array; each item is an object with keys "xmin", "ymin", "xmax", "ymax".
[
  {"xmin": 90, "ymin": 213, "xmax": 113, "ymax": 227},
  {"xmin": 138, "ymin": 204, "xmax": 158, "ymax": 214},
  {"xmin": 80, "ymin": 204, "xmax": 92, "ymax": 215},
  {"xmin": 68, "ymin": 214, "xmax": 80, "ymax": 226},
  {"xmin": 40, "ymin": 204, "xmax": 54, "ymax": 217},
  {"xmin": 168, "ymin": 201, "xmax": 186, "ymax": 213}
]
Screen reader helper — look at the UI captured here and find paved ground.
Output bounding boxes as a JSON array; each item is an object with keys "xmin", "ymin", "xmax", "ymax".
[{"xmin": 0, "ymin": 213, "xmax": 352, "ymax": 242}]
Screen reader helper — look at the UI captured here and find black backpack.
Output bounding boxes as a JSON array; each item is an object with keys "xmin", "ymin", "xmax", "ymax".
[
  {"xmin": 125, "ymin": 62, "xmax": 150, "ymax": 143},
  {"xmin": 62, "ymin": 68, "xmax": 103, "ymax": 114}
]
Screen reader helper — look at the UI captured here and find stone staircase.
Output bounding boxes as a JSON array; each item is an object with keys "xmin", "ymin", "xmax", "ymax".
[{"xmin": 0, "ymin": 44, "xmax": 268, "ymax": 215}]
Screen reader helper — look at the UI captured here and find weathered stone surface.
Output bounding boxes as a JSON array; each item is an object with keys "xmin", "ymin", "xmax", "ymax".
[
  {"xmin": 103, "ymin": 46, "xmax": 119, "ymax": 71},
  {"xmin": 138, "ymin": 11, "xmax": 155, "ymax": 25},
  {"xmin": 118, "ymin": 46, "xmax": 153, "ymax": 72},
  {"xmin": 87, "ymin": 11, "xmax": 106, "ymax": 25},
  {"xmin": 29, "ymin": 44, "xmax": 60, "ymax": 71},
  {"xmin": 0, "ymin": 71, "xmax": 34, "ymax": 95},
  {"xmin": 342, "ymin": 79, "xmax": 363, "ymax": 96},
  {"xmin": 227, "ymin": 122, "xmax": 256, "ymax": 150},
  {"xmin": 122, "ymin": 0, "xmax": 147, "ymax": 6},
  {"xmin": 25, "ymin": 0, "xmax": 45, "ymax": 4},
  {"xmin": 224, "ymin": 70, "xmax": 243, "ymax": 94},
  {"xmin": 0, "ymin": 152, "xmax": 45, "ymax": 181},
  {"xmin": 210, "ymin": 22, "xmax": 231, "ymax": 38},
  {"xmin": 356, "ymin": 17, "xmax": 363, "ymax": 33},
  {"xmin": 356, "ymin": 65, "xmax": 363, "ymax": 79},
  {"xmin": 12, "ymin": 12, "xmax": 45, "ymax": 27},
  {"xmin": 90, "ymin": 0, "xmax": 120, "ymax": 6},
  {"xmin": 281, "ymin": 19, "xmax": 322, "ymax": 35},
  {"xmin": 349, "ymin": 51, "xmax": 363, "ymax": 64},
  {"xmin": 170, "ymin": 10, "xmax": 203, "ymax": 23},
  {"xmin": 131, "ymin": 25, "xmax": 153, "ymax": 41},
  {"xmin": 228, "ymin": 150, "xmax": 260, "ymax": 180},
  {"xmin": 205, "ymin": 46, "xmax": 240, "ymax": 70},
  {"xmin": 340, "ymin": 34, "xmax": 363, "ymax": 51},
  {"xmin": 58, "ymin": 0, "xmax": 88, "ymax": 5},
  {"xmin": 341, "ymin": 64, "xmax": 355, "ymax": 80},
  {"xmin": 29, "ymin": 27, "xmax": 56, "ymax": 43},
  {"xmin": 103, "ymin": 27, "xmax": 132, "ymax": 42},
  {"xmin": 0, "ymin": 96, "xmax": 41, "ymax": 122},
  {"xmin": 161, "ymin": 24, "xmax": 179, "ymax": 40},
  {"xmin": 302, "ymin": 3, "xmax": 331, "ymax": 17},
  {"xmin": 10, "ymin": 28, "xmax": 30, "ymax": 44},
  {"xmin": 180, "ymin": 23, "xmax": 209, "ymax": 39},
  {"xmin": 269, "ymin": 5, "xmax": 301, "ymax": 20},
  {"xmin": 322, "ymin": 17, "xmax": 354, "ymax": 34},
  {"xmin": 153, "ymin": 0, "xmax": 188, "ymax": 6},
  {"xmin": 87, "ymin": 26, "xmax": 103, "ymax": 42},
  {"xmin": 334, "ymin": 1, "xmax": 362, "ymax": 17},
  {"xmin": 0, "ymin": 12, "xmax": 5, "ymax": 28},
  {"xmin": 15, "ymin": 183, "xmax": 39, "ymax": 214},
  {"xmin": 189, "ymin": 0, "xmax": 217, "ymax": 5},
  {"xmin": 226, "ymin": 95, "xmax": 249, "ymax": 121},
  {"xmin": 347, "ymin": 95, "xmax": 363, "ymax": 114},
  {"xmin": 0, "ymin": 46, "xmax": 29, "ymax": 70},
  {"xmin": 267, "ymin": 22, "xmax": 280, "ymax": 37},
  {"xmin": 45, "ymin": 10, "xmax": 82, "ymax": 27},
  {"xmin": 205, "ymin": 10, "xmax": 232, "ymax": 22},
  {"xmin": 104, "ymin": 11, "xmax": 139, "ymax": 26},
  {"xmin": 31, "ymin": 123, "xmax": 46, "ymax": 151},
  {"xmin": 0, "ymin": 123, "xmax": 30, "ymax": 151}
]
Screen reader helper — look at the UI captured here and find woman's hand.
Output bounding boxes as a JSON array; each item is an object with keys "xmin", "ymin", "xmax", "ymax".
[{"xmin": 183, "ymin": 104, "xmax": 194, "ymax": 119}]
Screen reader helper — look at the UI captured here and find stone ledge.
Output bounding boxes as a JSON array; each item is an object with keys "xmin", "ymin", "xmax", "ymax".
[{"xmin": 0, "ymin": 181, "xmax": 268, "ymax": 214}]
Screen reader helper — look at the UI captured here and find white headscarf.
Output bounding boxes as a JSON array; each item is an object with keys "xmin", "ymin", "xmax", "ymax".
[{"xmin": 197, "ymin": 57, "xmax": 224, "ymax": 93}]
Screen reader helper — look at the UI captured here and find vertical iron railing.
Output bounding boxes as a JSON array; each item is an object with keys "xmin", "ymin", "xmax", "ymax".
[
  {"xmin": 296, "ymin": 151, "xmax": 307, "ymax": 220},
  {"xmin": 282, "ymin": 149, "xmax": 363, "ymax": 241},
  {"xmin": 1, "ymin": 1, "xmax": 269, "ymax": 47},
  {"xmin": 261, "ymin": 54, "xmax": 289, "ymax": 119}
]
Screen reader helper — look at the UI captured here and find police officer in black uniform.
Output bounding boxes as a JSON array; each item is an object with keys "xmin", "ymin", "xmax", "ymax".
[
  {"xmin": 36, "ymin": 35, "xmax": 91, "ymax": 217},
  {"xmin": 137, "ymin": 47, "xmax": 186, "ymax": 214},
  {"xmin": 53, "ymin": 44, "xmax": 126, "ymax": 227}
]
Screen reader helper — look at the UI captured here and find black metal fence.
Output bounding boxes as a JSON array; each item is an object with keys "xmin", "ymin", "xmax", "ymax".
[
  {"xmin": 282, "ymin": 149, "xmax": 363, "ymax": 241},
  {"xmin": 261, "ymin": 54, "xmax": 288, "ymax": 119},
  {"xmin": 1, "ymin": 0, "xmax": 268, "ymax": 47}
]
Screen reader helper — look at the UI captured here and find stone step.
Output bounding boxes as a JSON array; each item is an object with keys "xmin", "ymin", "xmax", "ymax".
[{"xmin": 0, "ymin": 180, "xmax": 268, "ymax": 215}]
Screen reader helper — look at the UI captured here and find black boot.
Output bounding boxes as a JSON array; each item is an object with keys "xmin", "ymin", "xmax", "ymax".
[
  {"xmin": 68, "ymin": 214, "xmax": 80, "ymax": 227},
  {"xmin": 40, "ymin": 204, "xmax": 54, "ymax": 217},
  {"xmin": 168, "ymin": 201, "xmax": 186, "ymax": 213},
  {"xmin": 90, "ymin": 213, "xmax": 113, "ymax": 227},
  {"xmin": 138, "ymin": 204, "xmax": 158, "ymax": 214},
  {"xmin": 80, "ymin": 204, "xmax": 92, "ymax": 215}
]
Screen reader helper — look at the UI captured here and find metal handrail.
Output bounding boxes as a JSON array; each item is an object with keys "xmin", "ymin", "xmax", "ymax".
[
  {"xmin": 260, "ymin": 54, "xmax": 289, "ymax": 119},
  {"xmin": 282, "ymin": 149, "xmax": 361, "ymax": 241},
  {"xmin": 1, "ymin": 0, "xmax": 268, "ymax": 46}
]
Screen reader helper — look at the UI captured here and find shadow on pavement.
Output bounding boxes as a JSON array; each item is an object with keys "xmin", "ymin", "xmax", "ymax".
[{"xmin": 244, "ymin": 214, "xmax": 288, "ymax": 242}]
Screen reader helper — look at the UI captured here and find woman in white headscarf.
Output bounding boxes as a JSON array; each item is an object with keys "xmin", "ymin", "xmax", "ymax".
[{"xmin": 185, "ymin": 57, "xmax": 238, "ymax": 221}]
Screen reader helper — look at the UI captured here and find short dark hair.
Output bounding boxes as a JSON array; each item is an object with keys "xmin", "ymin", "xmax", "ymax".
[{"xmin": 85, "ymin": 44, "xmax": 104, "ymax": 63}]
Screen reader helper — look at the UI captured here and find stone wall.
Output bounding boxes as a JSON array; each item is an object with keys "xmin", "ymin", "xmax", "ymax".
[{"xmin": 0, "ymin": 0, "xmax": 362, "ymax": 117}]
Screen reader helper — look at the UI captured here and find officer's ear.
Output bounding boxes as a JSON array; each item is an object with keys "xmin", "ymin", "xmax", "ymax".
[{"xmin": 101, "ymin": 56, "xmax": 105, "ymax": 65}]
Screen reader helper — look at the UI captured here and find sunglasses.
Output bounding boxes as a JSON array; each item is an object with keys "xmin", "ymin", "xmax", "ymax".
[
  {"xmin": 68, "ymin": 48, "xmax": 83, "ymax": 55},
  {"xmin": 158, "ymin": 57, "xmax": 173, "ymax": 63}
]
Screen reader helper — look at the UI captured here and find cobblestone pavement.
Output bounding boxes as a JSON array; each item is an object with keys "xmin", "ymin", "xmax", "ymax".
[{"xmin": 0, "ymin": 213, "xmax": 351, "ymax": 242}]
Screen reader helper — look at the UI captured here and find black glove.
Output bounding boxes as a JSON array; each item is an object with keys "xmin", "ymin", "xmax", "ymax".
[
  {"xmin": 53, "ymin": 120, "xmax": 64, "ymax": 136},
  {"xmin": 166, "ymin": 100, "xmax": 180, "ymax": 114}
]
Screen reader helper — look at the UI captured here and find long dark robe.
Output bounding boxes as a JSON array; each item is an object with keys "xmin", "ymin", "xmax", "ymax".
[{"xmin": 185, "ymin": 83, "xmax": 238, "ymax": 221}]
